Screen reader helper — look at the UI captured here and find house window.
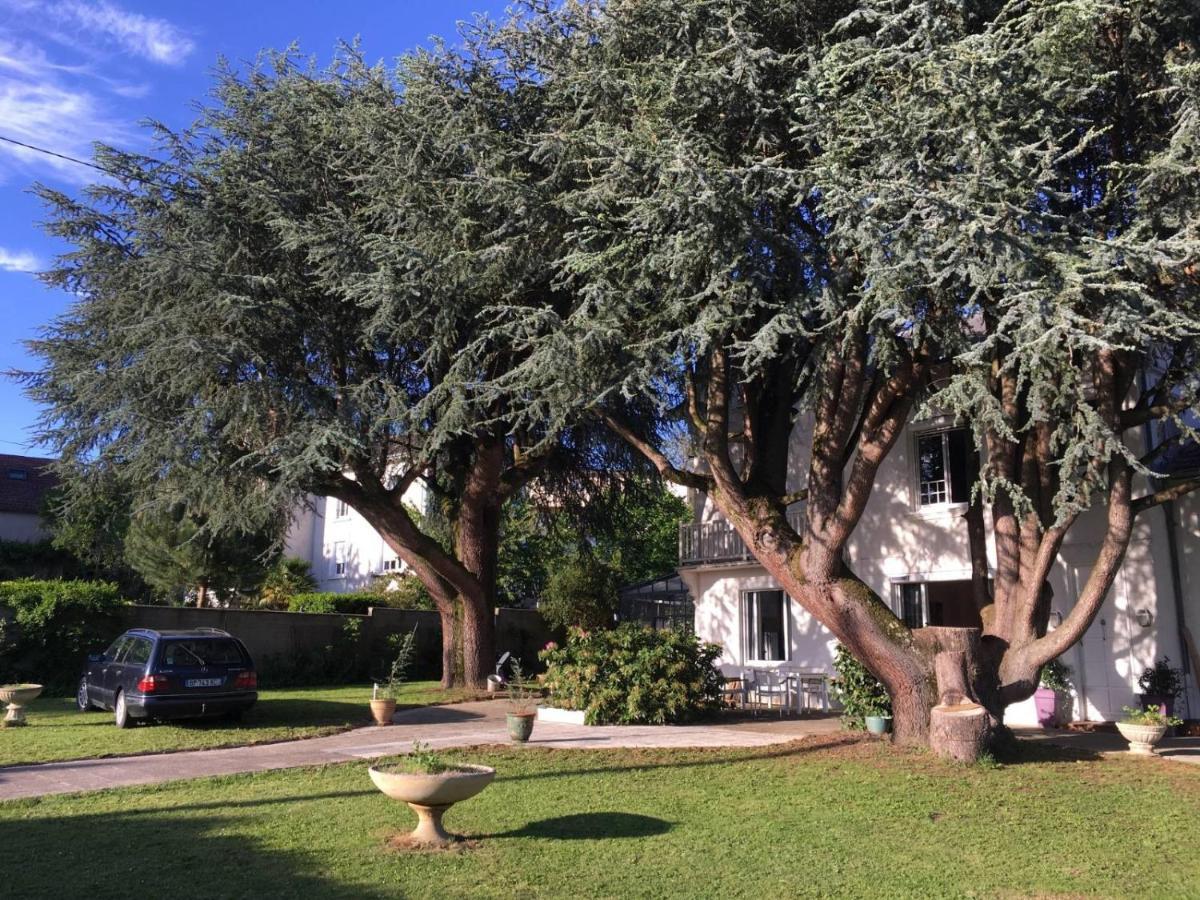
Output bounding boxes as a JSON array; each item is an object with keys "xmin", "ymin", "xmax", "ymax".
[
  {"xmin": 898, "ymin": 583, "xmax": 926, "ymax": 629},
  {"xmin": 893, "ymin": 580, "xmax": 983, "ymax": 629},
  {"xmin": 331, "ymin": 542, "xmax": 346, "ymax": 577},
  {"xmin": 334, "ymin": 499, "xmax": 350, "ymax": 519},
  {"xmin": 381, "ymin": 558, "xmax": 400, "ymax": 573},
  {"xmin": 742, "ymin": 590, "xmax": 789, "ymax": 662},
  {"xmin": 916, "ymin": 428, "xmax": 973, "ymax": 507},
  {"xmin": 6, "ymin": 468, "xmax": 27, "ymax": 480}
]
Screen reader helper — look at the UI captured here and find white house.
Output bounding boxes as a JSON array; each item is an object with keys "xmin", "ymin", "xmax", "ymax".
[
  {"xmin": 283, "ymin": 480, "xmax": 427, "ymax": 593},
  {"xmin": 0, "ymin": 454, "xmax": 56, "ymax": 543},
  {"xmin": 676, "ymin": 414, "xmax": 1200, "ymax": 727}
]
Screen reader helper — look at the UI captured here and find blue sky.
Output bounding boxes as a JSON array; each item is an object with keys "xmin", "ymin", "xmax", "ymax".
[{"xmin": 0, "ymin": 0, "xmax": 507, "ymax": 453}]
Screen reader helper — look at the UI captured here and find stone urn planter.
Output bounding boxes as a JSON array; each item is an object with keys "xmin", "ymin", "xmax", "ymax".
[
  {"xmin": 369, "ymin": 763, "xmax": 496, "ymax": 847},
  {"xmin": 370, "ymin": 698, "xmax": 397, "ymax": 726},
  {"xmin": 1116, "ymin": 721, "xmax": 1169, "ymax": 756},
  {"xmin": 0, "ymin": 683, "xmax": 43, "ymax": 727}
]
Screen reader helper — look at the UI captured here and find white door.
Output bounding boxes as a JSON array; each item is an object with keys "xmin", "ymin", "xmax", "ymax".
[{"xmin": 1068, "ymin": 561, "xmax": 1136, "ymax": 722}]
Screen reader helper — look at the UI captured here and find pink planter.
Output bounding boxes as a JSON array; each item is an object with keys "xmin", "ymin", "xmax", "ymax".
[{"xmin": 1034, "ymin": 687, "xmax": 1058, "ymax": 727}]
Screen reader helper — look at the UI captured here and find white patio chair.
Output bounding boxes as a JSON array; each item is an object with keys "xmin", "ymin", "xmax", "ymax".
[
  {"xmin": 795, "ymin": 672, "xmax": 830, "ymax": 714},
  {"xmin": 751, "ymin": 669, "xmax": 791, "ymax": 717}
]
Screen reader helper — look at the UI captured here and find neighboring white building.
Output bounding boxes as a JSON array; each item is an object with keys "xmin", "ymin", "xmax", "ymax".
[
  {"xmin": 0, "ymin": 454, "xmax": 56, "ymax": 543},
  {"xmin": 676, "ymin": 414, "xmax": 1200, "ymax": 727},
  {"xmin": 283, "ymin": 480, "xmax": 427, "ymax": 593}
]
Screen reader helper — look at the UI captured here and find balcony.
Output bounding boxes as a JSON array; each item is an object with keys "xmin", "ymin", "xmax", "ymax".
[{"xmin": 678, "ymin": 508, "xmax": 805, "ymax": 566}]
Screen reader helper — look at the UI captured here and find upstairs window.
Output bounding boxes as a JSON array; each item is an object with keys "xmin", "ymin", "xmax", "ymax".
[
  {"xmin": 916, "ymin": 428, "xmax": 973, "ymax": 507},
  {"xmin": 6, "ymin": 468, "xmax": 27, "ymax": 480},
  {"xmin": 334, "ymin": 499, "xmax": 350, "ymax": 519},
  {"xmin": 381, "ymin": 558, "xmax": 400, "ymax": 573}
]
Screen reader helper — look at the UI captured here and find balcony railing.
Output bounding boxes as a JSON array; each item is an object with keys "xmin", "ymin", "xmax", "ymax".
[{"xmin": 678, "ymin": 508, "xmax": 805, "ymax": 566}]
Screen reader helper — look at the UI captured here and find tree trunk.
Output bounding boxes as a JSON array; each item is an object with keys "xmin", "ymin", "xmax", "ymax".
[
  {"xmin": 453, "ymin": 439, "xmax": 505, "ymax": 691},
  {"xmin": 438, "ymin": 604, "xmax": 461, "ymax": 690},
  {"xmin": 196, "ymin": 580, "xmax": 208, "ymax": 608}
]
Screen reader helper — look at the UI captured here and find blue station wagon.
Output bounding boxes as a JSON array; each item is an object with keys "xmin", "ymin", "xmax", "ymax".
[{"xmin": 78, "ymin": 627, "xmax": 258, "ymax": 728}]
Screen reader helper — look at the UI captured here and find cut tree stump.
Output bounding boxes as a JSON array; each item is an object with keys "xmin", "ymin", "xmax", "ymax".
[{"xmin": 930, "ymin": 702, "xmax": 990, "ymax": 763}]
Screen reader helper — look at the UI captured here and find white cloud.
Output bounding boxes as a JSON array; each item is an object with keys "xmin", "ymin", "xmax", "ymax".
[
  {"xmin": 0, "ymin": 247, "xmax": 40, "ymax": 273},
  {"xmin": 0, "ymin": 26, "xmax": 138, "ymax": 183},
  {"xmin": 57, "ymin": 1, "xmax": 194, "ymax": 65}
]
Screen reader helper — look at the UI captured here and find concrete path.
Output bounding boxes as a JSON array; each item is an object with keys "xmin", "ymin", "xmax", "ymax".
[
  {"xmin": 1016, "ymin": 726, "xmax": 1200, "ymax": 764},
  {"xmin": 0, "ymin": 700, "xmax": 842, "ymax": 801}
]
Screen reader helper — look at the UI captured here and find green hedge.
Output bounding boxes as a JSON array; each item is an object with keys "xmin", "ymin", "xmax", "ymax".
[
  {"xmin": 0, "ymin": 579, "xmax": 128, "ymax": 691},
  {"xmin": 287, "ymin": 592, "xmax": 393, "ymax": 614},
  {"xmin": 540, "ymin": 623, "xmax": 724, "ymax": 725}
]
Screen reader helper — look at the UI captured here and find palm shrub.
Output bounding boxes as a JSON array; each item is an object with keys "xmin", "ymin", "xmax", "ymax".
[
  {"xmin": 258, "ymin": 558, "xmax": 317, "ymax": 609},
  {"xmin": 831, "ymin": 644, "xmax": 892, "ymax": 730},
  {"xmin": 539, "ymin": 623, "xmax": 723, "ymax": 725}
]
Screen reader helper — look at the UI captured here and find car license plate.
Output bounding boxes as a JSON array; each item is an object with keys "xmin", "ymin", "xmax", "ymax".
[{"xmin": 185, "ymin": 677, "xmax": 223, "ymax": 688}]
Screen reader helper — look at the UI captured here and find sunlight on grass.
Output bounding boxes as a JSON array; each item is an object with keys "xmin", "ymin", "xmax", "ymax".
[
  {"xmin": 1, "ymin": 739, "xmax": 1198, "ymax": 898},
  {"xmin": 0, "ymin": 682, "xmax": 476, "ymax": 767}
]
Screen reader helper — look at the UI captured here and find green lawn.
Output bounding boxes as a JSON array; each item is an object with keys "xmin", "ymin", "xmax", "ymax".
[
  {"xmin": 0, "ymin": 682, "xmax": 474, "ymax": 767},
  {"xmin": 2, "ymin": 737, "xmax": 1198, "ymax": 898}
]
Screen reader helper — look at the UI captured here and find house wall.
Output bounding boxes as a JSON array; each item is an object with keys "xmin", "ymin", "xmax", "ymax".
[
  {"xmin": 0, "ymin": 511, "xmax": 47, "ymax": 543},
  {"xmin": 683, "ymin": 413, "xmax": 1197, "ymax": 726},
  {"xmin": 283, "ymin": 482, "xmax": 427, "ymax": 593}
]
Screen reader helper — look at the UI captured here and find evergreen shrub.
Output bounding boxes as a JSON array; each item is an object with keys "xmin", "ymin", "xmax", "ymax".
[{"xmin": 540, "ymin": 623, "xmax": 723, "ymax": 725}]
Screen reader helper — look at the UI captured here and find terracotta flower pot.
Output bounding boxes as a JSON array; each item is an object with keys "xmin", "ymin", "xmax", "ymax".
[
  {"xmin": 370, "ymin": 698, "xmax": 397, "ymax": 726},
  {"xmin": 1116, "ymin": 721, "xmax": 1169, "ymax": 755},
  {"xmin": 0, "ymin": 683, "xmax": 43, "ymax": 727},
  {"xmin": 507, "ymin": 711, "xmax": 536, "ymax": 743},
  {"xmin": 368, "ymin": 763, "xmax": 496, "ymax": 846}
]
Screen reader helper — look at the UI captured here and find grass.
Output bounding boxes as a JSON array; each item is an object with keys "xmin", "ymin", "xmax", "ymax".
[
  {"xmin": 0, "ymin": 682, "xmax": 476, "ymax": 767},
  {"xmin": 2, "ymin": 736, "xmax": 1198, "ymax": 898}
]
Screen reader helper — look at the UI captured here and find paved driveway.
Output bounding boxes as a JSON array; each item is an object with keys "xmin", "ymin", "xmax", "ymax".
[{"xmin": 0, "ymin": 700, "xmax": 842, "ymax": 801}]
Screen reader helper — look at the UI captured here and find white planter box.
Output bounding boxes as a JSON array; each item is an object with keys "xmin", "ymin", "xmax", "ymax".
[{"xmin": 536, "ymin": 706, "xmax": 587, "ymax": 725}]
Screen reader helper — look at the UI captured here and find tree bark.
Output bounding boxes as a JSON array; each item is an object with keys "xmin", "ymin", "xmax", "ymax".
[{"xmin": 452, "ymin": 438, "xmax": 505, "ymax": 691}]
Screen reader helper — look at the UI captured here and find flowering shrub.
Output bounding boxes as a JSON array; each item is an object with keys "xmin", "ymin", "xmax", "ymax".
[{"xmin": 539, "ymin": 623, "xmax": 724, "ymax": 725}]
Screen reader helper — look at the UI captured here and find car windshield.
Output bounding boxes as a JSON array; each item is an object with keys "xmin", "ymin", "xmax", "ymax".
[{"xmin": 161, "ymin": 639, "xmax": 244, "ymax": 667}]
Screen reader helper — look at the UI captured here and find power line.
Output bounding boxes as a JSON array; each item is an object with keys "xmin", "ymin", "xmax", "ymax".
[{"xmin": 0, "ymin": 133, "xmax": 111, "ymax": 175}]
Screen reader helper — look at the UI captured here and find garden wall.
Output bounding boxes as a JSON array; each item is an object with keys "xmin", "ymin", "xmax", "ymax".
[{"xmin": 113, "ymin": 604, "xmax": 553, "ymax": 683}]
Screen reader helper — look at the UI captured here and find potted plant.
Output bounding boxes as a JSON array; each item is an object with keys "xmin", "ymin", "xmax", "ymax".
[
  {"xmin": 1137, "ymin": 657, "xmax": 1183, "ymax": 718},
  {"xmin": 505, "ymin": 658, "xmax": 540, "ymax": 742},
  {"xmin": 1116, "ymin": 705, "xmax": 1183, "ymax": 756},
  {"xmin": 371, "ymin": 629, "xmax": 416, "ymax": 727},
  {"xmin": 368, "ymin": 742, "xmax": 495, "ymax": 847},
  {"xmin": 1034, "ymin": 658, "xmax": 1072, "ymax": 727},
  {"xmin": 863, "ymin": 696, "xmax": 892, "ymax": 736},
  {"xmin": 831, "ymin": 644, "xmax": 891, "ymax": 733}
]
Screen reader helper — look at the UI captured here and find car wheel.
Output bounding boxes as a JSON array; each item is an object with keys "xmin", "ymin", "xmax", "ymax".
[
  {"xmin": 114, "ymin": 690, "xmax": 133, "ymax": 729},
  {"xmin": 76, "ymin": 677, "xmax": 95, "ymax": 712}
]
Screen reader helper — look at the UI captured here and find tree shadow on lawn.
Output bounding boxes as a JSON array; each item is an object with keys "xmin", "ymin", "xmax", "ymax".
[
  {"xmin": 0, "ymin": 797, "xmax": 391, "ymax": 900},
  {"xmin": 126, "ymin": 698, "xmax": 371, "ymax": 733},
  {"xmin": 391, "ymin": 704, "xmax": 492, "ymax": 725},
  {"xmin": 499, "ymin": 733, "xmax": 863, "ymax": 784},
  {"xmin": 475, "ymin": 812, "xmax": 672, "ymax": 841}
]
